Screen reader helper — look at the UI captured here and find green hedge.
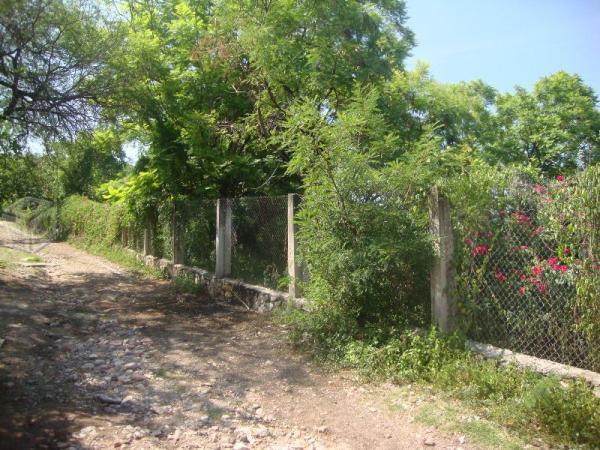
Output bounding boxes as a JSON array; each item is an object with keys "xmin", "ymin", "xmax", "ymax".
[{"xmin": 59, "ymin": 195, "xmax": 126, "ymax": 248}]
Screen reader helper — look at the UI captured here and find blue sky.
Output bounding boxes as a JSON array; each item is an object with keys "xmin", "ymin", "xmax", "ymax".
[{"xmin": 405, "ymin": 0, "xmax": 600, "ymax": 94}]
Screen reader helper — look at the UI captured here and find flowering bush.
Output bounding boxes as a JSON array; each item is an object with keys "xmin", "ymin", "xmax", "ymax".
[{"xmin": 456, "ymin": 167, "xmax": 600, "ymax": 371}]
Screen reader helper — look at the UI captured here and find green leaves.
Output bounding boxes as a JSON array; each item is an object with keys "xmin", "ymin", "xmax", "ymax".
[{"xmin": 494, "ymin": 71, "xmax": 600, "ymax": 174}]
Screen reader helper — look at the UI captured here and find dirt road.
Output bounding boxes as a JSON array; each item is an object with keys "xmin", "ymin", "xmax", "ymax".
[{"xmin": 0, "ymin": 221, "xmax": 479, "ymax": 450}]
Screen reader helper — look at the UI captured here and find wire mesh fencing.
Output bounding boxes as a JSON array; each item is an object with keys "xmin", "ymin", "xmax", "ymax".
[
  {"xmin": 152, "ymin": 202, "xmax": 174, "ymax": 260},
  {"xmin": 230, "ymin": 195, "xmax": 289, "ymax": 289},
  {"xmin": 178, "ymin": 198, "xmax": 217, "ymax": 270},
  {"xmin": 456, "ymin": 178, "xmax": 599, "ymax": 371}
]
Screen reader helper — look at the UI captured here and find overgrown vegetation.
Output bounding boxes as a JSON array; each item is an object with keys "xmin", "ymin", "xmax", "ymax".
[{"xmin": 277, "ymin": 307, "xmax": 600, "ymax": 447}]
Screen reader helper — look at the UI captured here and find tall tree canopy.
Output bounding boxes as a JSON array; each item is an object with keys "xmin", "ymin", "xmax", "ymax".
[
  {"xmin": 0, "ymin": 0, "xmax": 122, "ymax": 142},
  {"xmin": 109, "ymin": 0, "xmax": 415, "ymax": 198},
  {"xmin": 494, "ymin": 71, "xmax": 600, "ymax": 174}
]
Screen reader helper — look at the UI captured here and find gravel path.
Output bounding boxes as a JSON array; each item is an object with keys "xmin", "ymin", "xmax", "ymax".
[{"xmin": 0, "ymin": 221, "xmax": 476, "ymax": 450}]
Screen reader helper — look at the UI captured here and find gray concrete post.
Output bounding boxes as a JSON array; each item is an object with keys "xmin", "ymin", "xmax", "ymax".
[
  {"xmin": 143, "ymin": 220, "xmax": 153, "ymax": 256},
  {"xmin": 429, "ymin": 185, "xmax": 457, "ymax": 333},
  {"xmin": 172, "ymin": 207, "xmax": 184, "ymax": 265},
  {"xmin": 215, "ymin": 198, "xmax": 232, "ymax": 278},
  {"xmin": 287, "ymin": 193, "xmax": 301, "ymax": 298}
]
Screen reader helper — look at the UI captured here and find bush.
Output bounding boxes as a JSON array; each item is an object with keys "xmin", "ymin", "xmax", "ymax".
[
  {"xmin": 284, "ymin": 89, "xmax": 432, "ymax": 331},
  {"xmin": 4, "ymin": 196, "xmax": 58, "ymax": 237},
  {"xmin": 523, "ymin": 377, "xmax": 600, "ymax": 445},
  {"xmin": 59, "ymin": 195, "xmax": 126, "ymax": 247}
]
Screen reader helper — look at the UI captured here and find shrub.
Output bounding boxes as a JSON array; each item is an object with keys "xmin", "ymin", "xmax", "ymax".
[{"xmin": 59, "ymin": 195, "xmax": 126, "ymax": 248}]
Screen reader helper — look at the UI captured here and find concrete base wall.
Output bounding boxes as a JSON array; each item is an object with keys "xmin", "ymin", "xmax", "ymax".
[{"xmin": 137, "ymin": 253, "xmax": 290, "ymax": 312}]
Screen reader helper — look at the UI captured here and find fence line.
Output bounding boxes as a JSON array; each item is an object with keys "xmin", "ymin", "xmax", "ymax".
[
  {"xmin": 430, "ymin": 182, "xmax": 599, "ymax": 373},
  {"xmin": 124, "ymin": 194, "xmax": 301, "ymax": 296},
  {"xmin": 3, "ymin": 187, "xmax": 597, "ymax": 375}
]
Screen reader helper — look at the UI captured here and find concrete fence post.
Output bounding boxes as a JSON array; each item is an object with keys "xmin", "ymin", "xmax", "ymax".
[
  {"xmin": 287, "ymin": 193, "xmax": 301, "ymax": 298},
  {"xmin": 121, "ymin": 228, "xmax": 128, "ymax": 247},
  {"xmin": 215, "ymin": 198, "xmax": 232, "ymax": 278},
  {"xmin": 171, "ymin": 205, "xmax": 184, "ymax": 265},
  {"xmin": 143, "ymin": 219, "xmax": 153, "ymax": 256},
  {"xmin": 429, "ymin": 185, "xmax": 457, "ymax": 333}
]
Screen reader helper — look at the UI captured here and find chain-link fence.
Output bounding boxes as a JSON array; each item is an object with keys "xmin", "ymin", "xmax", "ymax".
[
  {"xmin": 178, "ymin": 198, "xmax": 217, "ymax": 270},
  {"xmin": 231, "ymin": 195, "xmax": 288, "ymax": 289},
  {"xmin": 122, "ymin": 195, "xmax": 290, "ymax": 289},
  {"xmin": 457, "ymin": 179, "xmax": 599, "ymax": 371}
]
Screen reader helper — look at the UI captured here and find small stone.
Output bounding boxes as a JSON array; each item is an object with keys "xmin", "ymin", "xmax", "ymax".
[
  {"xmin": 133, "ymin": 430, "xmax": 145, "ymax": 439},
  {"xmin": 233, "ymin": 443, "xmax": 250, "ymax": 450},
  {"xmin": 96, "ymin": 394, "xmax": 122, "ymax": 404},
  {"xmin": 254, "ymin": 427, "xmax": 269, "ymax": 438},
  {"xmin": 316, "ymin": 426, "xmax": 329, "ymax": 434},
  {"xmin": 423, "ymin": 437, "xmax": 436, "ymax": 446},
  {"xmin": 75, "ymin": 426, "xmax": 96, "ymax": 438},
  {"xmin": 234, "ymin": 427, "xmax": 250, "ymax": 443},
  {"xmin": 198, "ymin": 415, "xmax": 210, "ymax": 427},
  {"xmin": 131, "ymin": 372, "xmax": 145, "ymax": 381}
]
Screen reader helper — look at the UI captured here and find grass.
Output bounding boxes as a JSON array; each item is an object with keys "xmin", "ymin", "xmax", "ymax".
[
  {"xmin": 22, "ymin": 255, "xmax": 42, "ymax": 263},
  {"xmin": 68, "ymin": 239, "xmax": 164, "ymax": 278},
  {"xmin": 170, "ymin": 274, "xmax": 208, "ymax": 296},
  {"xmin": 411, "ymin": 397, "xmax": 526, "ymax": 449},
  {"xmin": 0, "ymin": 247, "xmax": 37, "ymax": 269}
]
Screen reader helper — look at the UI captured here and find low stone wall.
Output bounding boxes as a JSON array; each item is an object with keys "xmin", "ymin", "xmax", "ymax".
[
  {"xmin": 467, "ymin": 340, "xmax": 600, "ymax": 392},
  {"xmin": 137, "ymin": 254, "xmax": 290, "ymax": 312}
]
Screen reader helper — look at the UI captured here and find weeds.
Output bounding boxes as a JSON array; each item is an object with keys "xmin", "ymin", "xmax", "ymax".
[
  {"xmin": 275, "ymin": 306, "xmax": 600, "ymax": 448},
  {"xmin": 170, "ymin": 274, "xmax": 207, "ymax": 296}
]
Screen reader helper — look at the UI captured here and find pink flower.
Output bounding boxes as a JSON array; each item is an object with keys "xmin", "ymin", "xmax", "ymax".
[
  {"xmin": 534, "ymin": 185, "xmax": 547, "ymax": 194},
  {"xmin": 495, "ymin": 272, "xmax": 507, "ymax": 282},
  {"xmin": 559, "ymin": 265, "xmax": 568, "ymax": 273},
  {"xmin": 472, "ymin": 244, "xmax": 489, "ymax": 256},
  {"xmin": 520, "ymin": 274, "xmax": 527, "ymax": 281},
  {"xmin": 563, "ymin": 247, "xmax": 571, "ymax": 256},
  {"xmin": 556, "ymin": 175, "xmax": 565, "ymax": 182},
  {"xmin": 518, "ymin": 286, "xmax": 527, "ymax": 296},
  {"xmin": 518, "ymin": 245, "xmax": 529, "ymax": 251},
  {"xmin": 537, "ymin": 282, "xmax": 547, "ymax": 294},
  {"xmin": 512, "ymin": 212, "xmax": 531, "ymax": 225},
  {"xmin": 548, "ymin": 256, "xmax": 559, "ymax": 266},
  {"xmin": 463, "ymin": 238, "xmax": 473, "ymax": 246},
  {"xmin": 531, "ymin": 266, "xmax": 544, "ymax": 277}
]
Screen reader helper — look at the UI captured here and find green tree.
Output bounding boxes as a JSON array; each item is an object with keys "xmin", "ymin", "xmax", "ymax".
[
  {"xmin": 0, "ymin": 152, "xmax": 48, "ymax": 205},
  {"xmin": 109, "ymin": 0, "xmax": 415, "ymax": 198},
  {"xmin": 0, "ymin": 0, "xmax": 123, "ymax": 141},
  {"xmin": 382, "ymin": 63, "xmax": 497, "ymax": 152},
  {"xmin": 494, "ymin": 71, "xmax": 600, "ymax": 175},
  {"xmin": 49, "ymin": 129, "xmax": 127, "ymax": 199}
]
